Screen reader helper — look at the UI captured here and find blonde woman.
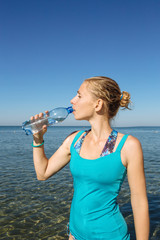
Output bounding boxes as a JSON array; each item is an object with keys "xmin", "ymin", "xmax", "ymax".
[{"xmin": 31, "ymin": 76, "xmax": 149, "ymax": 240}]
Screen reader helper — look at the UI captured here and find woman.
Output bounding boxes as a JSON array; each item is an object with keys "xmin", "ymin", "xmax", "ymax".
[{"xmin": 31, "ymin": 76, "xmax": 149, "ymax": 240}]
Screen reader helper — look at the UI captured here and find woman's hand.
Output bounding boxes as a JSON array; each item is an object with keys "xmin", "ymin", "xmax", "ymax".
[{"xmin": 30, "ymin": 111, "xmax": 49, "ymax": 144}]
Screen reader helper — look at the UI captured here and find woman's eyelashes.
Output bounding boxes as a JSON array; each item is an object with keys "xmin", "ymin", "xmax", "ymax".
[{"xmin": 77, "ymin": 93, "xmax": 81, "ymax": 98}]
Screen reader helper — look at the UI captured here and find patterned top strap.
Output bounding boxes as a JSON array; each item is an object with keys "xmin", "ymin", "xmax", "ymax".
[
  {"xmin": 71, "ymin": 131, "xmax": 85, "ymax": 147},
  {"xmin": 74, "ymin": 130, "xmax": 90, "ymax": 154},
  {"xmin": 100, "ymin": 130, "xmax": 118, "ymax": 156},
  {"xmin": 74, "ymin": 129, "xmax": 118, "ymax": 157}
]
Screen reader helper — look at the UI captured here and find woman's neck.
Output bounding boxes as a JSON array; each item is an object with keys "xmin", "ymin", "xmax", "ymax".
[{"xmin": 88, "ymin": 116, "xmax": 112, "ymax": 141}]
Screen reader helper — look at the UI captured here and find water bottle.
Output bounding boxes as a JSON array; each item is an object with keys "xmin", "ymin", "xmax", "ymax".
[{"xmin": 22, "ymin": 106, "xmax": 73, "ymax": 135}]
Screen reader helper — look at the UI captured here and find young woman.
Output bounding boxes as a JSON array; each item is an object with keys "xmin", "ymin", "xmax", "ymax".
[{"xmin": 31, "ymin": 76, "xmax": 149, "ymax": 240}]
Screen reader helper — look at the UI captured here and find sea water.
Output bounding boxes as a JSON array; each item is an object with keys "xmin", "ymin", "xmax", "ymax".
[{"xmin": 0, "ymin": 126, "xmax": 160, "ymax": 239}]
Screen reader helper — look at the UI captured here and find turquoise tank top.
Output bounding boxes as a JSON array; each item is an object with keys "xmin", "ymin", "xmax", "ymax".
[{"xmin": 69, "ymin": 130, "xmax": 130, "ymax": 240}]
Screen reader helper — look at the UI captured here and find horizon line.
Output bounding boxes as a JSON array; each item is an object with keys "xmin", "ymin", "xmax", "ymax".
[{"xmin": 0, "ymin": 125, "xmax": 160, "ymax": 128}]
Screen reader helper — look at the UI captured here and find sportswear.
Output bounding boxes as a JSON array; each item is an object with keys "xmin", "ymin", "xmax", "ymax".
[{"xmin": 69, "ymin": 130, "xmax": 130, "ymax": 240}]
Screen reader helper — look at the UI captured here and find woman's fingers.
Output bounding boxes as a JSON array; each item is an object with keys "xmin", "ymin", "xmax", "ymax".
[
  {"xmin": 35, "ymin": 114, "xmax": 39, "ymax": 120},
  {"xmin": 45, "ymin": 110, "xmax": 49, "ymax": 117},
  {"xmin": 39, "ymin": 112, "xmax": 43, "ymax": 118},
  {"xmin": 30, "ymin": 111, "xmax": 48, "ymax": 121}
]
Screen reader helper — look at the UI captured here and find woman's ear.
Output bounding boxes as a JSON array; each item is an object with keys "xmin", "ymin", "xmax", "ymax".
[{"xmin": 95, "ymin": 99, "xmax": 104, "ymax": 112}]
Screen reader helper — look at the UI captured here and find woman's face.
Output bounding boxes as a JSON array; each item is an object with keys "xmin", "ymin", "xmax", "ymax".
[{"xmin": 70, "ymin": 82, "xmax": 97, "ymax": 121}]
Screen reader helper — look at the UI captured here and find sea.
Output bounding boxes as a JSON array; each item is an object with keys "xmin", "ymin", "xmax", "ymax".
[{"xmin": 0, "ymin": 126, "xmax": 160, "ymax": 240}]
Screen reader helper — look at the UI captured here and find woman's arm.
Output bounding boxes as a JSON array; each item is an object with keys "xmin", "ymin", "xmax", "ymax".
[
  {"xmin": 124, "ymin": 136, "xmax": 150, "ymax": 240},
  {"xmin": 31, "ymin": 112, "xmax": 77, "ymax": 181}
]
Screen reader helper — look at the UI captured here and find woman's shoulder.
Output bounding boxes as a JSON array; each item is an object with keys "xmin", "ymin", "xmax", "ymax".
[
  {"xmin": 118, "ymin": 132, "xmax": 141, "ymax": 148},
  {"xmin": 120, "ymin": 133, "xmax": 143, "ymax": 165},
  {"xmin": 117, "ymin": 132, "xmax": 142, "ymax": 156},
  {"xmin": 125, "ymin": 134, "xmax": 142, "ymax": 149},
  {"xmin": 116, "ymin": 132, "xmax": 143, "ymax": 167}
]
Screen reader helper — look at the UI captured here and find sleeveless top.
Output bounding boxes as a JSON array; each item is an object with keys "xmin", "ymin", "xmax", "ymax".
[{"xmin": 69, "ymin": 130, "xmax": 130, "ymax": 240}]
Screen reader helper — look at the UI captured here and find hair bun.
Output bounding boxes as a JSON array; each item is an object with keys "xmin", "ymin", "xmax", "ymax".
[{"xmin": 120, "ymin": 91, "xmax": 131, "ymax": 109}]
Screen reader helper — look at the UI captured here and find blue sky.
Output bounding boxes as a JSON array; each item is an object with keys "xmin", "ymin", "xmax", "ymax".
[{"xmin": 0, "ymin": 0, "xmax": 160, "ymax": 126}]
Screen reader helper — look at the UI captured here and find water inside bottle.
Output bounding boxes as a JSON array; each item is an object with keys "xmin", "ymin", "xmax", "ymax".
[
  {"xmin": 30, "ymin": 118, "xmax": 49, "ymax": 134},
  {"xmin": 48, "ymin": 117, "xmax": 65, "ymax": 124}
]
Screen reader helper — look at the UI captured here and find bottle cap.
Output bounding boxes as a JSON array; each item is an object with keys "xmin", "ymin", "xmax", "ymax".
[{"xmin": 67, "ymin": 106, "xmax": 73, "ymax": 114}]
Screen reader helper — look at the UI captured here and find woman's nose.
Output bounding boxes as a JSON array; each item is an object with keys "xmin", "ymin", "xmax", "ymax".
[
  {"xmin": 70, "ymin": 97, "xmax": 74, "ymax": 104},
  {"xmin": 70, "ymin": 96, "xmax": 76, "ymax": 104}
]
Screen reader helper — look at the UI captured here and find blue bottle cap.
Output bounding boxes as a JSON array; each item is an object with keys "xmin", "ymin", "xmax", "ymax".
[{"xmin": 67, "ymin": 106, "xmax": 73, "ymax": 114}]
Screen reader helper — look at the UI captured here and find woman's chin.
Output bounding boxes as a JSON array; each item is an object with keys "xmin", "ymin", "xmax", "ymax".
[
  {"xmin": 73, "ymin": 113, "xmax": 88, "ymax": 121},
  {"xmin": 73, "ymin": 115, "xmax": 82, "ymax": 120}
]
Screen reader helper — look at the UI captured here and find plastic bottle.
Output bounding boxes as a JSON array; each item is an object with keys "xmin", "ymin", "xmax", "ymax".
[{"xmin": 22, "ymin": 106, "xmax": 73, "ymax": 135}]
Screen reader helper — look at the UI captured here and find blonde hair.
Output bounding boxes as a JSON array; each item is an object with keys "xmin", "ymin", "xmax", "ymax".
[{"xmin": 84, "ymin": 76, "xmax": 131, "ymax": 119}]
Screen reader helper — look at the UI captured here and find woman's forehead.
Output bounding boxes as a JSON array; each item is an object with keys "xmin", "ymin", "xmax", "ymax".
[
  {"xmin": 78, "ymin": 82, "xmax": 98, "ymax": 100},
  {"xmin": 78, "ymin": 82, "xmax": 88, "ymax": 92}
]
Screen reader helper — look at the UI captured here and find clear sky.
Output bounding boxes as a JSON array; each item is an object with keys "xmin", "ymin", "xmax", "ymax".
[{"xmin": 0, "ymin": 0, "xmax": 160, "ymax": 127}]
